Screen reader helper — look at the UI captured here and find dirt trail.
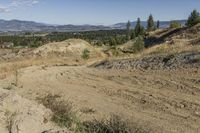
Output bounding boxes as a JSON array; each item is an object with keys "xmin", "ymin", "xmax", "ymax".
[{"xmin": 12, "ymin": 65, "xmax": 200, "ymax": 133}]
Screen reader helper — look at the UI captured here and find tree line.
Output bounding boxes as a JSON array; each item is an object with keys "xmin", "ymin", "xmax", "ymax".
[{"xmin": 126, "ymin": 9, "xmax": 200, "ymax": 41}]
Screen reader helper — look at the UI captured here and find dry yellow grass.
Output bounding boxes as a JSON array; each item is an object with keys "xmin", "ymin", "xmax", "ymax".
[{"xmin": 0, "ymin": 57, "xmax": 82, "ymax": 80}]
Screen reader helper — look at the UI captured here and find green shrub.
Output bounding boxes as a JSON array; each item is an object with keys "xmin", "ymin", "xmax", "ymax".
[
  {"xmin": 186, "ymin": 10, "xmax": 200, "ymax": 27},
  {"xmin": 132, "ymin": 36, "xmax": 145, "ymax": 53},
  {"xmin": 170, "ymin": 21, "xmax": 181, "ymax": 28},
  {"xmin": 82, "ymin": 49, "xmax": 90, "ymax": 60}
]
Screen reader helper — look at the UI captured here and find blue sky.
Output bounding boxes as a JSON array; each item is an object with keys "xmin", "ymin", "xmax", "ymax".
[{"xmin": 0, "ymin": 0, "xmax": 199, "ymax": 25}]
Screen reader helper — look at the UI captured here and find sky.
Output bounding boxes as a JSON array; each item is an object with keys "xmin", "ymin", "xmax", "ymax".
[{"xmin": 0, "ymin": 0, "xmax": 199, "ymax": 25}]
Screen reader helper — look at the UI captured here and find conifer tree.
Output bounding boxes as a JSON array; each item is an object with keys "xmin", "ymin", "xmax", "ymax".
[
  {"xmin": 147, "ymin": 14, "xmax": 155, "ymax": 31},
  {"xmin": 126, "ymin": 21, "xmax": 131, "ymax": 40},
  {"xmin": 186, "ymin": 10, "xmax": 200, "ymax": 27},
  {"xmin": 134, "ymin": 18, "xmax": 145, "ymax": 37},
  {"xmin": 157, "ymin": 20, "xmax": 160, "ymax": 29}
]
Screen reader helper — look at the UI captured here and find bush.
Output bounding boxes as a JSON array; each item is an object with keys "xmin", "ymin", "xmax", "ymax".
[
  {"xmin": 82, "ymin": 49, "xmax": 90, "ymax": 60},
  {"xmin": 170, "ymin": 21, "xmax": 181, "ymax": 28},
  {"xmin": 132, "ymin": 36, "xmax": 145, "ymax": 53},
  {"xmin": 37, "ymin": 94, "xmax": 78, "ymax": 128},
  {"xmin": 186, "ymin": 10, "xmax": 200, "ymax": 27}
]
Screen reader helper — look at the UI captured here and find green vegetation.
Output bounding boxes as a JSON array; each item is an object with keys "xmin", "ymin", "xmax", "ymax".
[
  {"xmin": 132, "ymin": 36, "xmax": 145, "ymax": 53},
  {"xmin": 82, "ymin": 49, "xmax": 90, "ymax": 60},
  {"xmin": 186, "ymin": 10, "xmax": 200, "ymax": 27},
  {"xmin": 37, "ymin": 94, "xmax": 83, "ymax": 132},
  {"xmin": 134, "ymin": 18, "xmax": 145, "ymax": 37},
  {"xmin": 0, "ymin": 29, "xmax": 128, "ymax": 48},
  {"xmin": 126, "ymin": 21, "xmax": 131, "ymax": 40},
  {"xmin": 170, "ymin": 21, "xmax": 182, "ymax": 28},
  {"xmin": 147, "ymin": 14, "xmax": 155, "ymax": 31}
]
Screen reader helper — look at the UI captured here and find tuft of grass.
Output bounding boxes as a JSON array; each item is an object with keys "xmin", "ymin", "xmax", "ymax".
[
  {"xmin": 80, "ymin": 107, "xmax": 96, "ymax": 114},
  {"xmin": 3, "ymin": 85, "xmax": 13, "ymax": 90}
]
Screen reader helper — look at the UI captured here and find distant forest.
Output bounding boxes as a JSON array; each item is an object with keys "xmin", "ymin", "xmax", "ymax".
[{"xmin": 0, "ymin": 29, "xmax": 127, "ymax": 48}]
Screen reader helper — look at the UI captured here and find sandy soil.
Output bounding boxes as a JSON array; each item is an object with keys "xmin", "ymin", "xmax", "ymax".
[{"xmin": 6, "ymin": 64, "xmax": 198, "ymax": 133}]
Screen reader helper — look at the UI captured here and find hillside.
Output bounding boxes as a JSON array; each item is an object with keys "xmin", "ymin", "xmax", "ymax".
[
  {"xmin": 0, "ymin": 25, "xmax": 200, "ymax": 133},
  {"xmin": 0, "ymin": 19, "xmax": 111, "ymax": 32},
  {"xmin": 96, "ymin": 24, "xmax": 200, "ymax": 70}
]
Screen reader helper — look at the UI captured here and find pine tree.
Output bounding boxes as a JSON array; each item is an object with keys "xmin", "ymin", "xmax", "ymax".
[
  {"xmin": 186, "ymin": 10, "xmax": 200, "ymax": 27},
  {"xmin": 147, "ymin": 14, "xmax": 155, "ymax": 31},
  {"xmin": 126, "ymin": 21, "xmax": 131, "ymax": 40},
  {"xmin": 157, "ymin": 20, "xmax": 160, "ymax": 29},
  {"xmin": 134, "ymin": 18, "xmax": 145, "ymax": 37}
]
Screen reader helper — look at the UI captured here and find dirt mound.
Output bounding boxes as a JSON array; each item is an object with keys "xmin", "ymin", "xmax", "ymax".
[
  {"xmin": 92, "ymin": 52, "xmax": 200, "ymax": 70},
  {"xmin": 0, "ymin": 88, "xmax": 71, "ymax": 133},
  {"xmin": 33, "ymin": 39, "xmax": 103, "ymax": 59}
]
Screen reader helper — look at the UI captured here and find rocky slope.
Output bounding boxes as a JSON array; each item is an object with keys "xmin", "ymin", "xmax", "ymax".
[{"xmin": 93, "ymin": 52, "xmax": 200, "ymax": 70}]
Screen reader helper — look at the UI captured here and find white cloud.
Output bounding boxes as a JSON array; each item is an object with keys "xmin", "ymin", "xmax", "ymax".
[
  {"xmin": 0, "ymin": 5, "xmax": 10, "ymax": 12},
  {"xmin": 0, "ymin": 0, "xmax": 40, "ymax": 13}
]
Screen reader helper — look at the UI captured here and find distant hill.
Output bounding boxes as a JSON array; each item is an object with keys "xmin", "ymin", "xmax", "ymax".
[
  {"xmin": 112, "ymin": 20, "xmax": 187, "ymax": 29},
  {"xmin": 0, "ymin": 19, "xmax": 111, "ymax": 32},
  {"xmin": 0, "ymin": 19, "xmax": 187, "ymax": 32}
]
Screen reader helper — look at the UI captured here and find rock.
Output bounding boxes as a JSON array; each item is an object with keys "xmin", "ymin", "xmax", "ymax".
[{"xmin": 93, "ymin": 52, "xmax": 200, "ymax": 70}]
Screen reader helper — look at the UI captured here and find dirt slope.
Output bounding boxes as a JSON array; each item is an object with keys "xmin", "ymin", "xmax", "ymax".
[{"xmin": 10, "ymin": 65, "xmax": 199, "ymax": 133}]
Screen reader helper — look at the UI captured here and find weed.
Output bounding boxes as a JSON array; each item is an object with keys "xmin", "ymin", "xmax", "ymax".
[{"xmin": 82, "ymin": 49, "xmax": 90, "ymax": 60}]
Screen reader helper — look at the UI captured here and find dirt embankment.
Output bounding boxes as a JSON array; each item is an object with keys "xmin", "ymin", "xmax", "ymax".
[{"xmin": 0, "ymin": 88, "xmax": 71, "ymax": 133}]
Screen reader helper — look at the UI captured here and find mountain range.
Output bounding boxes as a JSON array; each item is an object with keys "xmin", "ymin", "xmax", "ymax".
[{"xmin": 0, "ymin": 19, "xmax": 187, "ymax": 32}]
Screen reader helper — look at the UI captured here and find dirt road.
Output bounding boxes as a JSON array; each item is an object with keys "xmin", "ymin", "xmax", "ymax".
[{"xmin": 13, "ymin": 65, "xmax": 200, "ymax": 133}]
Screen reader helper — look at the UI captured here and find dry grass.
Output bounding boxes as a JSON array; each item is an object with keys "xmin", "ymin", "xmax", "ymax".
[
  {"xmin": 0, "ymin": 57, "xmax": 81, "ymax": 80},
  {"xmin": 5, "ymin": 110, "xmax": 17, "ymax": 133},
  {"xmin": 37, "ymin": 94, "xmax": 85, "ymax": 132},
  {"xmin": 83, "ymin": 114, "xmax": 149, "ymax": 133},
  {"xmin": 80, "ymin": 107, "xmax": 96, "ymax": 114},
  {"xmin": 37, "ymin": 94, "xmax": 77, "ymax": 128}
]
